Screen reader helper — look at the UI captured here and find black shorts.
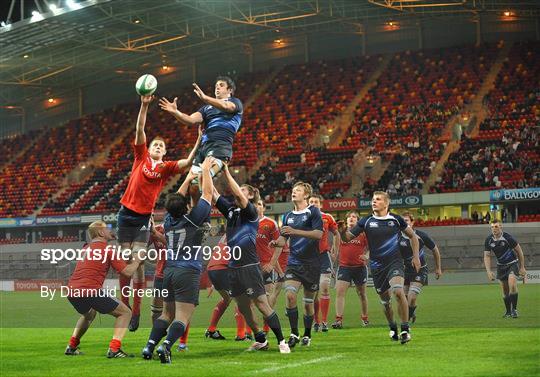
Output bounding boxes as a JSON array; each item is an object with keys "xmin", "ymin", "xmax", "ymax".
[
  {"xmin": 68, "ymin": 295, "xmax": 120, "ymax": 315},
  {"xmin": 228, "ymin": 264, "xmax": 266, "ymax": 299},
  {"xmin": 163, "ymin": 266, "xmax": 200, "ymax": 305},
  {"xmin": 337, "ymin": 266, "xmax": 368, "ymax": 286},
  {"xmin": 153, "ymin": 277, "xmax": 168, "ymax": 298},
  {"xmin": 262, "ymin": 270, "xmax": 277, "ymax": 285},
  {"xmin": 116, "ymin": 206, "xmax": 151, "ymax": 244},
  {"xmin": 404, "ymin": 265, "xmax": 429, "ymax": 286},
  {"xmin": 319, "ymin": 251, "xmax": 334, "ymax": 274},
  {"xmin": 208, "ymin": 269, "xmax": 230, "ymax": 291},
  {"xmin": 372, "ymin": 258, "xmax": 405, "ymax": 294},
  {"xmin": 497, "ymin": 262, "xmax": 519, "ymax": 281},
  {"xmin": 194, "ymin": 140, "xmax": 233, "ymax": 165},
  {"xmin": 285, "ymin": 262, "xmax": 321, "ymax": 292}
]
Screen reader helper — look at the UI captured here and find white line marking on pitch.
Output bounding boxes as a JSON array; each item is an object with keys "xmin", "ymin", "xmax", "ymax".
[{"xmin": 253, "ymin": 355, "xmax": 343, "ymax": 373}]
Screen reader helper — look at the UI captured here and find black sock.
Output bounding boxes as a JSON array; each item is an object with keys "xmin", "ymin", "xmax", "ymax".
[
  {"xmin": 254, "ymin": 331, "xmax": 267, "ymax": 344},
  {"xmin": 303, "ymin": 315, "xmax": 314, "ymax": 338},
  {"xmin": 389, "ymin": 321, "xmax": 398, "ymax": 331},
  {"xmin": 147, "ymin": 319, "xmax": 169, "ymax": 349},
  {"xmin": 265, "ymin": 311, "xmax": 284, "ymax": 342},
  {"xmin": 408, "ymin": 305, "xmax": 417, "ymax": 319},
  {"xmin": 509, "ymin": 293, "xmax": 518, "ymax": 310},
  {"xmin": 286, "ymin": 307, "xmax": 299, "ymax": 336},
  {"xmin": 503, "ymin": 295, "xmax": 511, "ymax": 313},
  {"xmin": 163, "ymin": 320, "xmax": 185, "ymax": 350},
  {"xmin": 401, "ymin": 322, "xmax": 410, "ymax": 333}
]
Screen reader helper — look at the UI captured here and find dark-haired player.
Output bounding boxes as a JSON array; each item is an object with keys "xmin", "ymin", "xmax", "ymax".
[
  {"xmin": 159, "ymin": 76, "xmax": 243, "ymax": 179},
  {"xmin": 213, "ymin": 164, "xmax": 290, "ymax": 353},
  {"xmin": 270, "ymin": 182, "xmax": 323, "ymax": 348},
  {"xmin": 141, "ymin": 157, "xmax": 214, "ymax": 363},
  {"xmin": 483, "ymin": 219, "xmax": 526, "ymax": 318},
  {"xmin": 399, "ymin": 211, "xmax": 442, "ymax": 324},
  {"xmin": 308, "ymin": 194, "xmax": 340, "ymax": 332},
  {"xmin": 117, "ymin": 95, "xmax": 200, "ymax": 332},
  {"xmin": 340, "ymin": 191, "xmax": 420, "ymax": 344}
]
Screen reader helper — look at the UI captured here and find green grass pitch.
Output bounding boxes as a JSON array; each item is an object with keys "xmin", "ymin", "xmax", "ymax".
[{"xmin": 1, "ymin": 284, "xmax": 539, "ymax": 376}]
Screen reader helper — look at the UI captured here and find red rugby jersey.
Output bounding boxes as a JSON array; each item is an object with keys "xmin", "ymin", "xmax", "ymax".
[
  {"xmin": 339, "ymin": 232, "xmax": 368, "ymax": 267},
  {"xmin": 67, "ymin": 241, "xmax": 127, "ymax": 291},
  {"xmin": 120, "ymin": 142, "xmax": 180, "ymax": 215},
  {"xmin": 256, "ymin": 216, "xmax": 280, "ymax": 264},
  {"xmin": 149, "ymin": 224, "xmax": 167, "ymax": 279},
  {"xmin": 207, "ymin": 235, "xmax": 229, "ymax": 271},
  {"xmin": 319, "ymin": 212, "xmax": 338, "ymax": 253},
  {"xmin": 278, "ymin": 241, "xmax": 289, "ymax": 271}
]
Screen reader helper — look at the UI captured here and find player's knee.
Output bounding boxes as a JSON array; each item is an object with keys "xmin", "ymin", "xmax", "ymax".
[
  {"xmin": 150, "ymin": 304, "xmax": 163, "ymax": 316},
  {"xmin": 409, "ymin": 285, "xmax": 422, "ymax": 296},
  {"xmin": 380, "ymin": 298, "xmax": 391, "ymax": 307},
  {"xmin": 84, "ymin": 309, "xmax": 97, "ymax": 322},
  {"xmin": 391, "ymin": 284, "xmax": 404, "ymax": 297},
  {"xmin": 284, "ymin": 285, "xmax": 297, "ymax": 297},
  {"xmin": 302, "ymin": 297, "xmax": 314, "ymax": 305}
]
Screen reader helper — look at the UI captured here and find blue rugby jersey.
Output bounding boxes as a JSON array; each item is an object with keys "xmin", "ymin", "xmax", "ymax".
[
  {"xmin": 215, "ymin": 196, "xmax": 259, "ymax": 268},
  {"xmin": 350, "ymin": 213, "xmax": 408, "ymax": 270},
  {"xmin": 484, "ymin": 232, "xmax": 518, "ymax": 265},
  {"xmin": 399, "ymin": 229, "xmax": 436, "ymax": 268},
  {"xmin": 164, "ymin": 198, "xmax": 212, "ymax": 271},
  {"xmin": 282, "ymin": 205, "xmax": 323, "ymax": 265},
  {"xmin": 198, "ymin": 97, "xmax": 243, "ymax": 145}
]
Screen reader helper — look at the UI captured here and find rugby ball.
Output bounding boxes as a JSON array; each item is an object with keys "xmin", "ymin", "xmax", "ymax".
[{"xmin": 135, "ymin": 74, "xmax": 157, "ymax": 96}]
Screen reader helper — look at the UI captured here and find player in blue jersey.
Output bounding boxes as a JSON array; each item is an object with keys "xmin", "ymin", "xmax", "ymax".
[
  {"xmin": 159, "ymin": 76, "xmax": 243, "ymax": 179},
  {"xmin": 141, "ymin": 157, "xmax": 214, "ymax": 363},
  {"xmin": 399, "ymin": 212, "xmax": 442, "ymax": 324},
  {"xmin": 270, "ymin": 182, "xmax": 323, "ymax": 348},
  {"xmin": 213, "ymin": 164, "xmax": 290, "ymax": 354},
  {"xmin": 483, "ymin": 219, "xmax": 526, "ymax": 318},
  {"xmin": 340, "ymin": 191, "xmax": 420, "ymax": 344}
]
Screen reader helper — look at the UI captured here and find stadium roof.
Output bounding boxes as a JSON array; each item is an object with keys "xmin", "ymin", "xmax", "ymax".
[{"xmin": 1, "ymin": 0, "xmax": 539, "ymax": 106}]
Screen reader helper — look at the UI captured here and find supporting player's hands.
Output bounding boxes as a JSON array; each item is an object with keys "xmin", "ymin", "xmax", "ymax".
[
  {"xmin": 435, "ymin": 268, "xmax": 443, "ymax": 279},
  {"xmin": 412, "ymin": 256, "xmax": 421, "ymax": 273},
  {"xmin": 193, "ymin": 83, "xmax": 207, "ymax": 101},
  {"xmin": 487, "ymin": 271, "xmax": 495, "ymax": 281},
  {"xmin": 201, "ymin": 156, "xmax": 216, "ymax": 171},
  {"xmin": 262, "ymin": 263, "xmax": 274, "ymax": 274},
  {"xmin": 159, "ymin": 97, "xmax": 178, "ymax": 113},
  {"xmin": 140, "ymin": 95, "xmax": 154, "ymax": 105}
]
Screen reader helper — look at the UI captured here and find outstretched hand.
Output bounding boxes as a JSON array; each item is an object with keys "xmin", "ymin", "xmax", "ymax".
[
  {"xmin": 193, "ymin": 83, "xmax": 207, "ymax": 100},
  {"xmin": 141, "ymin": 95, "xmax": 154, "ymax": 104},
  {"xmin": 159, "ymin": 97, "xmax": 178, "ymax": 113}
]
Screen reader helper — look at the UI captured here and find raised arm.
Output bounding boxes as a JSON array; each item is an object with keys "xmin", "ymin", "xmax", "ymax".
[
  {"xmin": 177, "ymin": 126, "xmax": 203, "ymax": 170},
  {"xmin": 159, "ymin": 96, "xmax": 203, "ymax": 126},
  {"xmin": 135, "ymin": 95, "xmax": 153, "ymax": 145},
  {"xmin": 193, "ymin": 83, "xmax": 237, "ymax": 113},
  {"xmin": 222, "ymin": 164, "xmax": 249, "ymax": 209},
  {"xmin": 177, "ymin": 170, "xmax": 198, "ymax": 196}
]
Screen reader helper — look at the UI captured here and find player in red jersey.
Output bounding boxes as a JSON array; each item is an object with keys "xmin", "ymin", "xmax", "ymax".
[
  {"xmin": 117, "ymin": 95, "xmax": 201, "ymax": 332},
  {"xmin": 332, "ymin": 211, "xmax": 370, "ymax": 329},
  {"xmin": 206, "ymin": 234, "xmax": 252, "ymax": 341},
  {"xmin": 256, "ymin": 199, "xmax": 282, "ymax": 332},
  {"xmin": 148, "ymin": 222, "xmax": 191, "ymax": 351},
  {"xmin": 64, "ymin": 221, "xmax": 145, "ymax": 358},
  {"xmin": 308, "ymin": 194, "xmax": 340, "ymax": 332}
]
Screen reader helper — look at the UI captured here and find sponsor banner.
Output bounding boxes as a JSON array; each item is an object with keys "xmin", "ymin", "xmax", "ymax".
[
  {"xmin": 525, "ymin": 270, "xmax": 540, "ymax": 284},
  {"xmin": 1, "ymin": 281, "xmax": 15, "ymax": 291},
  {"xmin": 0, "ymin": 217, "xmax": 35, "ymax": 228},
  {"xmin": 102, "ymin": 213, "xmax": 119, "ymax": 222},
  {"xmin": 490, "ymin": 188, "xmax": 540, "ymax": 202},
  {"xmin": 322, "ymin": 198, "xmax": 358, "ymax": 212},
  {"xmin": 358, "ymin": 195, "xmax": 422, "ymax": 208},
  {"xmin": 15, "ymin": 279, "xmax": 64, "ymax": 291},
  {"xmin": 35, "ymin": 215, "xmax": 82, "ymax": 225}
]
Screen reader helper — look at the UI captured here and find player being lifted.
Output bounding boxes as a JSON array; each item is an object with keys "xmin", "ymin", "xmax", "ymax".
[
  {"xmin": 213, "ymin": 164, "xmax": 290, "ymax": 353},
  {"xmin": 142, "ymin": 157, "xmax": 214, "ymax": 364},
  {"xmin": 399, "ymin": 212, "xmax": 442, "ymax": 324},
  {"xmin": 270, "ymin": 182, "xmax": 323, "ymax": 348},
  {"xmin": 159, "ymin": 76, "xmax": 243, "ymax": 180},
  {"xmin": 333, "ymin": 211, "xmax": 370, "ymax": 329},
  {"xmin": 308, "ymin": 194, "xmax": 340, "ymax": 332},
  {"xmin": 64, "ymin": 221, "xmax": 145, "ymax": 358},
  {"xmin": 117, "ymin": 95, "xmax": 200, "ymax": 332},
  {"xmin": 483, "ymin": 219, "xmax": 526, "ymax": 318},
  {"xmin": 340, "ymin": 191, "xmax": 420, "ymax": 344}
]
